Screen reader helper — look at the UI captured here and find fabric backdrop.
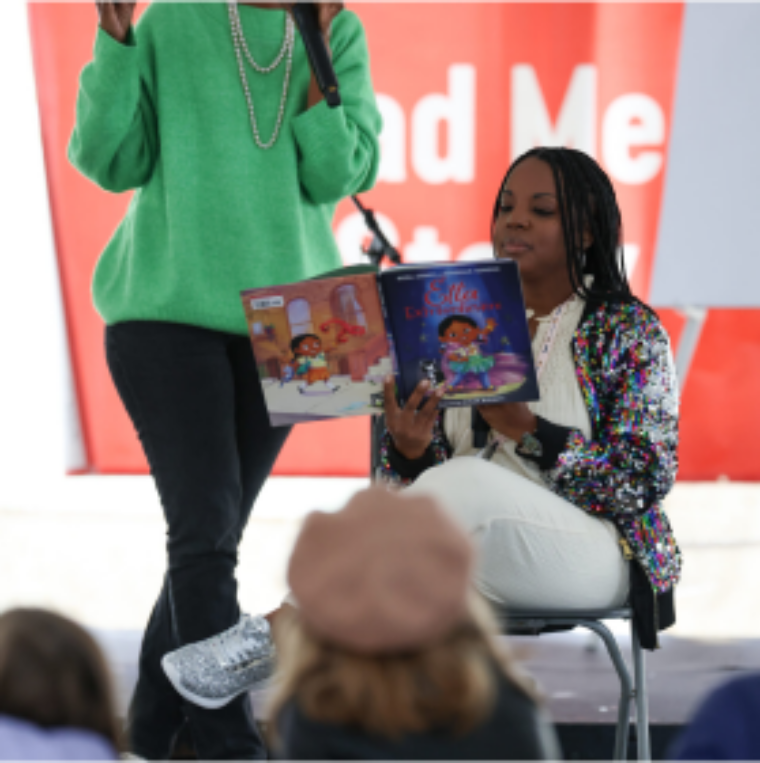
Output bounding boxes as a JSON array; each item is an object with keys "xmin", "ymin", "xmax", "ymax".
[{"xmin": 27, "ymin": 2, "xmax": 760, "ymax": 479}]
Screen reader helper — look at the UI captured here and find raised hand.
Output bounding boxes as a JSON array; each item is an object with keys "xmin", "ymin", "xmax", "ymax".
[
  {"xmin": 272, "ymin": 3, "xmax": 343, "ymax": 41},
  {"xmin": 383, "ymin": 378, "xmax": 444, "ymax": 460},
  {"xmin": 96, "ymin": 1, "xmax": 137, "ymax": 44},
  {"xmin": 313, "ymin": 2, "xmax": 344, "ymax": 42}
]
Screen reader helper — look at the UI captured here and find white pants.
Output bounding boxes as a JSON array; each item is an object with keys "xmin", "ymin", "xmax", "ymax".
[{"xmin": 406, "ymin": 457, "xmax": 629, "ymax": 611}]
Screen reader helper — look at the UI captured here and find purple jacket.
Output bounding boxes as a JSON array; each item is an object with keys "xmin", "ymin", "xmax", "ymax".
[{"xmin": 0, "ymin": 715, "xmax": 116, "ymax": 761}]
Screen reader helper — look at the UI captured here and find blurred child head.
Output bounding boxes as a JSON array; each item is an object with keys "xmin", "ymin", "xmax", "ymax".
[
  {"xmin": 0, "ymin": 608, "xmax": 121, "ymax": 750},
  {"xmin": 269, "ymin": 487, "xmax": 535, "ymax": 741}
]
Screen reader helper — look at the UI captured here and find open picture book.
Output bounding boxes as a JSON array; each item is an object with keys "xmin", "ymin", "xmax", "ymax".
[{"xmin": 241, "ymin": 259, "xmax": 539, "ymax": 426}]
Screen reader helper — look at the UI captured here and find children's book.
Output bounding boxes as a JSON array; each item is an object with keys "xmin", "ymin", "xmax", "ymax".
[{"xmin": 241, "ymin": 260, "xmax": 539, "ymax": 426}]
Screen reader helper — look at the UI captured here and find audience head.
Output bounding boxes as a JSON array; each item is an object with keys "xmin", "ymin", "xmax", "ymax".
[
  {"xmin": 0, "ymin": 608, "xmax": 121, "ymax": 751},
  {"xmin": 269, "ymin": 487, "xmax": 534, "ymax": 740},
  {"xmin": 289, "ymin": 486, "xmax": 474, "ymax": 653},
  {"xmin": 492, "ymin": 146, "xmax": 633, "ymax": 305}
]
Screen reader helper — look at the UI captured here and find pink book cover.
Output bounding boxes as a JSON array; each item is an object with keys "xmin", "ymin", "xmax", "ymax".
[{"xmin": 241, "ymin": 270, "xmax": 392, "ymax": 426}]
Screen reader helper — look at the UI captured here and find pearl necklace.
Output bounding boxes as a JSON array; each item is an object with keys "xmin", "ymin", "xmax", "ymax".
[{"xmin": 227, "ymin": 2, "xmax": 295, "ymax": 150}]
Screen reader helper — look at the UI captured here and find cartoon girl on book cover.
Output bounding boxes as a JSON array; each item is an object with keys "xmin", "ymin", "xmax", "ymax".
[
  {"xmin": 286, "ymin": 319, "xmax": 368, "ymax": 394},
  {"xmin": 438, "ymin": 315, "xmax": 497, "ymax": 392},
  {"xmin": 288, "ymin": 334, "xmax": 338, "ymax": 392}
]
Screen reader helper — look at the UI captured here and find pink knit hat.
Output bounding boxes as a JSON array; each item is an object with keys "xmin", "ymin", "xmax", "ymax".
[{"xmin": 287, "ymin": 487, "xmax": 474, "ymax": 654}]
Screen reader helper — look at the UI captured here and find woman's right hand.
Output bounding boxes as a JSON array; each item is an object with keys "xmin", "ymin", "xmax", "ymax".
[
  {"xmin": 271, "ymin": 3, "xmax": 344, "ymax": 42},
  {"xmin": 383, "ymin": 377, "xmax": 444, "ymax": 460},
  {"xmin": 96, "ymin": 1, "xmax": 136, "ymax": 44}
]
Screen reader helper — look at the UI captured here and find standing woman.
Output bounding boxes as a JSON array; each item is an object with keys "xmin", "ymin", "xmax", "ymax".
[{"xmin": 68, "ymin": 1, "xmax": 381, "ymax": 758}]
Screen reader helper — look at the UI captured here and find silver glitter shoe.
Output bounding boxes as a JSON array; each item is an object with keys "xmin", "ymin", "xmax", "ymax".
[{"xmin": 161, "ymin": 614, "xmax": 276, "ymax": 710}]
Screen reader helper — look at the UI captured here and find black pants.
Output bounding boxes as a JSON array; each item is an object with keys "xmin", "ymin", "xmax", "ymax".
[{"xmin": 106, "ymin": 321, "xmax": 291, "ymax": 759}]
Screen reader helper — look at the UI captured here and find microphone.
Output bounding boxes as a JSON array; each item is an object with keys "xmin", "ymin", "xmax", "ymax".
[{"xmin": 292, "ymin": 3, "xmax": 341, "ymax": 108}]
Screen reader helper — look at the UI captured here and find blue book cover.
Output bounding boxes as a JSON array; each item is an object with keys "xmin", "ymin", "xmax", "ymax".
[{"xmin": 378, "ymin": 260, "xmax": 538, "ymax": 407}]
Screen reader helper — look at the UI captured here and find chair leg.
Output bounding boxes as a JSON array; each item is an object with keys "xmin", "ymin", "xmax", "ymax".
[
  {"xmin": 580, "ymin": 621, "xmax": 633, "ymax": 761},
  {"xmin": 631, "ymin": 621, "xmax": 651, "ymax": 761}
]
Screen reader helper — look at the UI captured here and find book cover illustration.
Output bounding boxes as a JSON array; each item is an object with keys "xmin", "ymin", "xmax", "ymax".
[
  {"xmin": 380, "ymin": 260, "xmax": 538, "ymax": 407},
  {"xmin": 241, "ymin": 272, "xmax": 393, "ymax": 426}
]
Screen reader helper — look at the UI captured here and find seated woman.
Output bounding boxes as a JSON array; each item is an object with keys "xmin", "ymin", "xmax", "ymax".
[
  {"xmin": 160, "ymin": 147, "xmax": 681, "ymax": 709},
  {"xmin": 382, "ymin": 146, "xmax": 681, "ymax": 648}
]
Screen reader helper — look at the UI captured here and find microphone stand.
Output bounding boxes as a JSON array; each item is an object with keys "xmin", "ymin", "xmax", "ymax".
[
  {"xmin": 351, "ymin": 195, "xmax": 402, "ymax": 268},
  {"xmin": 350, "ymin": 195, "xmax": 400, "ymax": 467}
]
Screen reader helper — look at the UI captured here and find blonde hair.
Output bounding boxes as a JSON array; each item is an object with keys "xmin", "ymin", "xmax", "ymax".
[
  {"xmin": 0, "ymin": 608, "xmax": 122, "ymax": 751},
  {"xmin": 268, "ymin": 594, "xmax": 536, "ymax": 744}
]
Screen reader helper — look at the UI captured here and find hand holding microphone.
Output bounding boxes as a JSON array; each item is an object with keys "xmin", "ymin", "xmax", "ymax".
[
  {"xmin": 96, "ymin": 1, "xmax": 137, "ymax": 44},
  {"xmin": 297, "ymin": 2, "xmax": 345, "ymax": 43},
  {"xmin": 290, "ymin": 2, "xmax": 344, "ymax": 108}
]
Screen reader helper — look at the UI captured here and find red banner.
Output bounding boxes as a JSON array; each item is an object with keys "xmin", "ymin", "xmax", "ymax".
[{"xmin": 28, "ymin": 2, "xmax": 760, "ymax": 479}]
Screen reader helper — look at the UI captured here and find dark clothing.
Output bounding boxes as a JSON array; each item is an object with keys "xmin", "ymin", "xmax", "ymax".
[
  {"xmin": 106, "ymin": 321, "xmax": 290, "ymax": 759},
  {"xmin": 669, "ymin": 673, "xmax": 760, "ymax": 760},
  {"xmin": 274, "ymin": 672, "xmax": 559, "ymax": 760}
]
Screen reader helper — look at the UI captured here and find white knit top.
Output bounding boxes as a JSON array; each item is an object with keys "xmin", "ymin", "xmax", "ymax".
[{"xmin": 444, "ymin": 293, "xmax": 592, "ymax": 487}]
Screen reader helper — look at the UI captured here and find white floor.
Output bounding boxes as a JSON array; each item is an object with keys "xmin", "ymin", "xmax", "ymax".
[
  {"xmin": 2, "ymin": 477, "xmax": 760, "ymax": 639},
  {"xmin": 0, "ymin": 476, "xmax": 365, "ymax": 630}
]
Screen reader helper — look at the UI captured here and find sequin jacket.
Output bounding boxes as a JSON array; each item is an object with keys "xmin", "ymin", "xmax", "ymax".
[{"xmin": 379, "ymin": 299, "xmax": 682, "ymax": 595}]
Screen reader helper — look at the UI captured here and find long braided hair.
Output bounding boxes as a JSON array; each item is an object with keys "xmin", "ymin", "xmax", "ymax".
[{"xmin": 492, "ymin": 147, "xmax": 635, "ymax": 305}]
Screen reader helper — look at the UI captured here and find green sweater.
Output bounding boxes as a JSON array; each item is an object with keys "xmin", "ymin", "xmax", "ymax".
[{"xmin": 69, "ymin": 3, "xmax": 382, "ymax": 335}]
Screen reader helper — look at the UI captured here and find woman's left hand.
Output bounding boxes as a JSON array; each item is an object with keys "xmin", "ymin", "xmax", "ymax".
[
  {"xmin": 476, "ymin": 402, "xmax": 537, "ymax": 442},
  {"xmin": 314, "ymin": 3, "xmax": 344, "ymax": 41}
]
